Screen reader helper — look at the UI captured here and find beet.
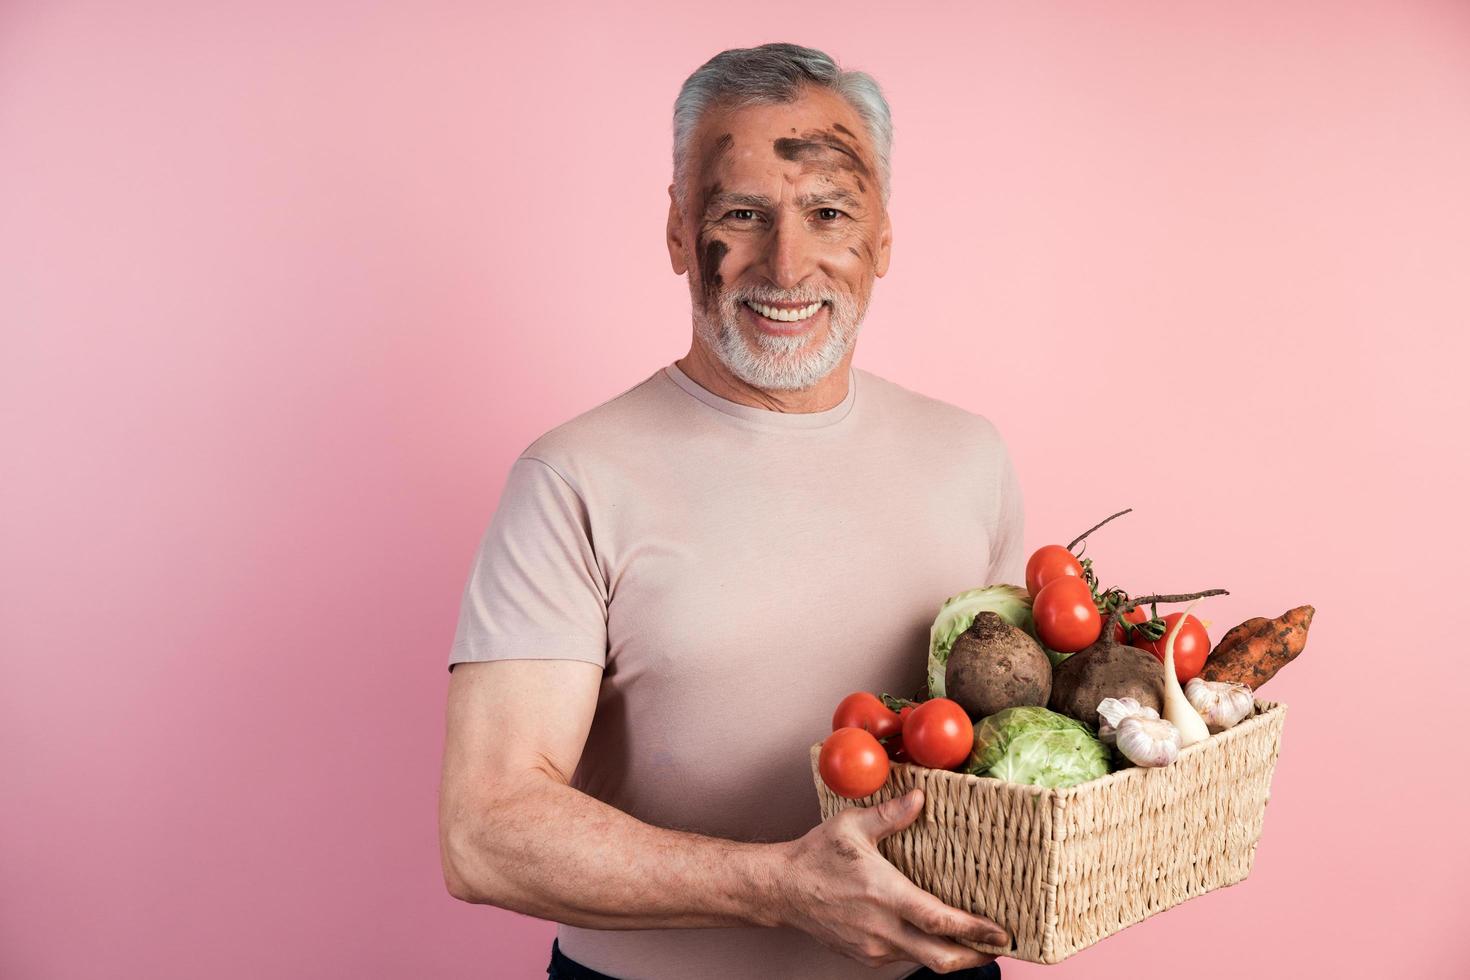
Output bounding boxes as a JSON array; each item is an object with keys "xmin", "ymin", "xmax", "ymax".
[
  {"xmin": 944, "ymin": 612, "xmax": 1052, "ymax": 720},
  {"xmin": 1048, "ymin": 637, "xmax": 1164, "ymax": 730}
]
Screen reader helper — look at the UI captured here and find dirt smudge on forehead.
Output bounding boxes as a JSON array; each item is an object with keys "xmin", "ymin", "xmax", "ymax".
[{"xmin": 772, "ymin": 127, "xmax": 873, "ymax": 183}]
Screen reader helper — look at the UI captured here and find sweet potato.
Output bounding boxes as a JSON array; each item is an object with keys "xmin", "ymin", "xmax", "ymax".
[{"xmin": 1199, "ymin": 605, "xmax": 1315, "ymax": 690}]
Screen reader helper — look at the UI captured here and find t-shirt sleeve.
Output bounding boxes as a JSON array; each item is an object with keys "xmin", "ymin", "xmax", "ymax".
[
  {"xmin": 447, "ymin": 455, "xmax": 609, "ymax": 673},
  {"xmin": 986, "ymin": 441, "xmax": 1026, "ymax": 588}
]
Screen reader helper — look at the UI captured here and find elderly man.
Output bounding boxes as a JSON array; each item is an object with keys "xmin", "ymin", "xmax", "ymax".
[{"xmin": 439, "ymin": 43, "xmax": 1023, "ymax": 980}]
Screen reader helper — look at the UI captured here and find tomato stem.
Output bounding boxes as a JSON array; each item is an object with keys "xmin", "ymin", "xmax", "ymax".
[
  {"xmin": 1067, "ymin": 508, "xmax": 1134, "ymax": 553},
  {"xmin": 1081, "ymin": 556, "xmax": 1098, "ymax": 591},
  {"xmin": 1101, "ymin": 589, "xmax": 1230, "ymax": 647}
]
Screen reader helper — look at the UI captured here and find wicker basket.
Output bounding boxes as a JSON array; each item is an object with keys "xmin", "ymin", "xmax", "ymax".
[{"xmin": 809, "ymin": 700, "xmax": 1287, "ymax": 964}]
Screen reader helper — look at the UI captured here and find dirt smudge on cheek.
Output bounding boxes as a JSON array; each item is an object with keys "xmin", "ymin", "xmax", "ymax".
[
  {"xmin": 696, "ymin": 237, "xmax": 728, "ymax": 311},
  {"xmin": 842, "ymin": 228, "xmax": 878, "ymax": 272},
  {"xmin": 690, "ymin": 169, "xmax": 728, "ymax": 312},
  {"xmin": 687, "ymin": 129, "xmax": 737, "ymax": 313},
  {"xmin": 844, "ymin": 238, "xmax": 876, "ymax": 268}
]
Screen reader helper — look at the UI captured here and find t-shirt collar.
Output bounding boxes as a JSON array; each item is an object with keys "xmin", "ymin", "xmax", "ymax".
[{"xmin": 663, "ymin": 360, "xmax": 857, "ymax": 429}]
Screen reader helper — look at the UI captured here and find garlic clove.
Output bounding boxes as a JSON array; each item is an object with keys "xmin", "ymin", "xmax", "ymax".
[
  {"xmin": 1184, "ymin": 677, "xmax": 1255, "ymax": 733},
  {"xmin": 1096, "ymin": 696, "xmax": 1159, "ymax": 744},
  {"xmin": 1115, "ymin": 715, "xmax": 1182, "ymax": 767}
]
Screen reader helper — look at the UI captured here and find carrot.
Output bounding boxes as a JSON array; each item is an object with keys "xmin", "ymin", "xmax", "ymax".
[{"xmin": 1198, "ymin": 605, "xmax": 1315, "ymax": 690}]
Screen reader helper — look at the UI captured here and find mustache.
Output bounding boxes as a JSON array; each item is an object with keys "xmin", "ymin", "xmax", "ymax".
[{"xmin": 723, "ymin": 285, "xmax": 853, "ymax": 310}]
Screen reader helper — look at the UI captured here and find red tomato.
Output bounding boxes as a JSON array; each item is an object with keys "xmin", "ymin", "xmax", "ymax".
[
  {"xmin": 1033, "ymin": 577, "xmax": 1102, "ymax": 653},
  {"xmin": 886, "ymin": 705, "xmax": 917, "ymax": 760},
  {"xmin": 1025, "ymin": 544, "xmax": 1084, "ymax": 598},
  {"xmin": 1109, "ymin": 606, "xmax": 1150, "ymax": 644},
  {"xmin": 1133, "ymin": 613, "xmax": 1211, "ymax": 682},
  {"xmin": 901, "ymin": 698, "xmax": 974, "ymax": 770},
  {"xmin": 831, "ymin": 692, "xmax": 902, "ymax": 739},
  {"xmin": 819, "ymin": 727, "xmax": 891, "ymax": 798}
]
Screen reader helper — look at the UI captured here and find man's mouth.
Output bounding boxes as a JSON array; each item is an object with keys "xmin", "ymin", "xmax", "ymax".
[
  {"xmin": 740, "ymin": 299, "xmax": 828, "ymax": 334},
  {"xmin": 742, "ymin": 299, "xmax": 825, "ymax": 322}
]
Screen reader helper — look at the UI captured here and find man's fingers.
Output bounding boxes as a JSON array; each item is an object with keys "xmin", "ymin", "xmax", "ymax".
[
  {"xmin": 898, "ymin": 891, "xmax": 1010, "ymax": 948},
  {"xmin": 890, "ymin": 919, "xmax": 998, "ymax": 974},
  {"xmin": 846, "ymin": 788, "xmax": 925, "ymax": 842}
]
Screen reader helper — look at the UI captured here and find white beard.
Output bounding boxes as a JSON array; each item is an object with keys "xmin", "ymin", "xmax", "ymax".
[{"xmin": 691, "ymin": 280, "xmax": 870, "ymax": 392}]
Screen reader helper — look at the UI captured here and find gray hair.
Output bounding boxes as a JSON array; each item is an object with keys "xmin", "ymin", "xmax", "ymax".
[{"xmin": 671, "ymin": 42, "xmax": 893, "ymax": 214}]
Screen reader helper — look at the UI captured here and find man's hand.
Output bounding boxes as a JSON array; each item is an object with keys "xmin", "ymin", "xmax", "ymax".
[{"xmin": 772, "ymin": 788, "xmax": 1009, "ymax": 974}]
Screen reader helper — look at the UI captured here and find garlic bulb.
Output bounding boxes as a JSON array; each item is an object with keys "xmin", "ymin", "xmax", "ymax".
[
  {"xmin": 1095, "ymin": 697, "xmax": 1159, "ymax": 745},
  {"xmin": 1184, "ymin": 677, "xmax": 1254, "ymax": 733},
  {"xmin": 1115, "ymin": 715, "xmax": 1182, "ymax": 767}
]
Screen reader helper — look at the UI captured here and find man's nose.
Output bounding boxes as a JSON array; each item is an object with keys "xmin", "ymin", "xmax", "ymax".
[{"xmin": 762, "ymin": 212, "xmax": 817, "ymax": 290}]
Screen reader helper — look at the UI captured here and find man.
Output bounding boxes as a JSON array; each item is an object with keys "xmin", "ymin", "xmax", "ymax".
[{"xmin": 439, "ymin": 43, "xmax": 1024, "ymax": 979}]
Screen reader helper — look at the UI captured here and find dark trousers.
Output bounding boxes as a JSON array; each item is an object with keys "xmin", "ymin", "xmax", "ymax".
[{"xmin": 547, "ymin": 938, "xmax": 1002, "ymax": 979}]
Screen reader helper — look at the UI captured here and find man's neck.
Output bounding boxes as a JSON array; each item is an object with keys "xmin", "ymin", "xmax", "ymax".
[{"xmin": 675, "ymin": 345, "xmax": 852, "ymax": 414}]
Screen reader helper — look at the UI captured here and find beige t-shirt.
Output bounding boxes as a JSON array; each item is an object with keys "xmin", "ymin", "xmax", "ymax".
[{"xmin": 449, "ymin": 359, "xmax": 1025, "ymax": 979}]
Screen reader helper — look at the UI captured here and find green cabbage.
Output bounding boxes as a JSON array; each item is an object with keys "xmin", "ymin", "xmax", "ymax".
[
  {"xmin": 965, "ymin": 706, "xmax": 1109, "ymax": 788},
  {"xmin": 927, "ymin": 584, "xmax": 1034, "ymax": 699}
]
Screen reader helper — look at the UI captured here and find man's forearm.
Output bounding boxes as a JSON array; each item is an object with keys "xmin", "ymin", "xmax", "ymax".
[{"xmin": 443, "ymin": 776, "xmax": 786, "ymax": 930}]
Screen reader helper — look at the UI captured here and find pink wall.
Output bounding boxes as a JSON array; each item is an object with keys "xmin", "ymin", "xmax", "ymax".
[{"xmin": 3, "ymin": 1, "xmax": 1467, "ymax": 977}]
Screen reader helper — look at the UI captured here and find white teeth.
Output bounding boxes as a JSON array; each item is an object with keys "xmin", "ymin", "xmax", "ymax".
[{"xmin": 744, "ymin": 300, "xmax": 823, "ymax": 322}]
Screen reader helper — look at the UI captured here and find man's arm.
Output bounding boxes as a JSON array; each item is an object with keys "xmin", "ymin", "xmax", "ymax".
[
  {"xmin": 438, "ymin": 657, "xmax": 774, "ymax": 928},
  {"xmin": 438, "ymin": 658, "xmax": 1011, "ymax": 971}
]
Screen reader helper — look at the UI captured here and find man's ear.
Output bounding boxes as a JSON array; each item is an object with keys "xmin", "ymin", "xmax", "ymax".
[
  {"xmin": 874, "ymin": 211, "xmax": 893, "ymax": 279},
  {"xmin": 666, "ymin": 183, "xmax": 689, "ymax": 276}
]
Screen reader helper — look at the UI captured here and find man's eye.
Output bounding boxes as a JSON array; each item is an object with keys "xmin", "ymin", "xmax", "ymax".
[
  {"xmin": 725, "ymin": 209, "xmax": 760, "ymax": 222},
  {"xmin": 816, "ymin": 208, "xmax": 847, "ymax": 222}
]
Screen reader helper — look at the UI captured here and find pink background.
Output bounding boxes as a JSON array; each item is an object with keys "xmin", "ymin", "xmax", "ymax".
[{"xmin": 4, "ymin": 1, "xmax": 1467, "ymax": 977}]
